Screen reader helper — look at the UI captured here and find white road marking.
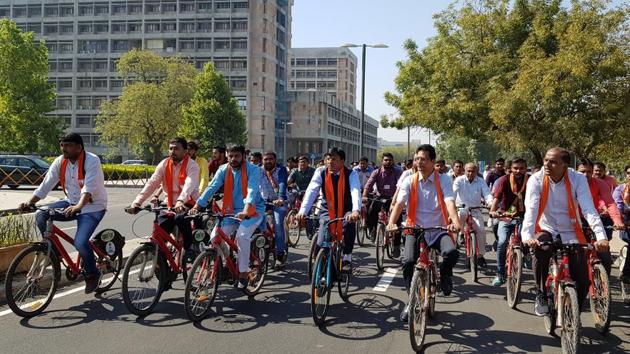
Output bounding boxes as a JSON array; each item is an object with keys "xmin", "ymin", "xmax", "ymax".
[
  {"xmin": 0, "ymin": 269, "xmax": 140, "ymax": 318},
  {"xmin": 372, "ymin": 267, "xmax": 399, "ymax": 292}
]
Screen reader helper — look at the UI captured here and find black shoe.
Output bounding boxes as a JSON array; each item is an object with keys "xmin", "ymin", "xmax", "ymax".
[
  {"xmin": 276, "ymin": 253, "xmax": 287, "ymax": 269},
  {"xmin": 392, "ymin": 245, "xmax": 401, "ymax": 258},
  {"xmin": 400, "ymin": 302, "xmax": 410, "ymax": 322},
  {"xmin": 237, "ymin": 277, "xmax": 248, "ymax": 290},
  {"xmin": 84, "ymin": 272, "xmax": 101, "ymax": 294},
  {"xmin": 621, "ymin": 274, "xmax": 630, "ymax": 284},
  {"xmin": 441, "ymin": 275, "xmax": 453, "ymax": 296},
  {"xmin": 457, "ymin": 233, "xmax": 464, "ymax": 246},
  {"xmin": 342, "ymin": 260, "xmax": 352, "ymax": 273},
  {"xmin": 478, "ymin": 256, "xmax": 487, "ymax": 268}
]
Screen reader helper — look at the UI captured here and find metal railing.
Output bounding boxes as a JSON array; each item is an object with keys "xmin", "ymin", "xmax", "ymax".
[{"xmin": 0, "ymin": 166, "xmax": 155, "ymax": 189}]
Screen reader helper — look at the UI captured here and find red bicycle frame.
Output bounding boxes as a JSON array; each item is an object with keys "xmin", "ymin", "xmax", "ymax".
[
  {"xmin": 463, "ymin": 213, "xmax": 478, "ymax": 259},
  {"xmin": 45, "ymin": 224, "xmax": 108, "ymax": 276},
  {"xmin": 148, "ymin": 214, "xmax": 183, "ymax": 274},
  {"xmin": 505, "ymin": 217, "xmax": 523, "ymax": 278},
  {"xmin": 209, "ymin": 222, "xmax": 264, "ymax": 280}
]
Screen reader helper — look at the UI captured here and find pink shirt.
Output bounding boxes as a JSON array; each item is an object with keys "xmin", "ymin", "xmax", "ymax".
[
  {"xmin": 598, "ymin": 175, "xmax": 617, "ymax": 194},
  {"xmin": 133, "ymin": 157, "xmax": 200, "ymax": 206},
  {"xmin": 591, "ymin": 177, "xmax": 623, "ymax": 225}
]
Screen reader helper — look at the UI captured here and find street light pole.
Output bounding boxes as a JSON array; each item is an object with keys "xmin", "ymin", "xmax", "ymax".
[
  {"xmin": 282, "ymin": 122, "xmax": 293, "ymax": 164},
  {"xmin": 407, "ymin": 124, "xmax": 410, "ymax": 160}
]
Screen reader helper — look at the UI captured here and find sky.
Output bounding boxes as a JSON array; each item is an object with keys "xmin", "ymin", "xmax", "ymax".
[{"xmin": 290, "ymin": 0, "xmax": 626, "ymax": 144}]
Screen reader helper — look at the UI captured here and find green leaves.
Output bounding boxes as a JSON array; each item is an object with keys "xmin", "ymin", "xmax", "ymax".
[
  {"xmin": 0, "ymin": 20, "xmax": 58, "ymax": 154},
  {"xmin": 385, "ymin": 0, "xmax": 629, "ymax": 164}
]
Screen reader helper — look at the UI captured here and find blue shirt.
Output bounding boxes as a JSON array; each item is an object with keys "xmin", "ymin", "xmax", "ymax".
[
  {"xmin": 197, "ymin": 162, "xmax": 265, "ymax": 227},
  {"xmin": 260, "ymin": 164, "xmax": 288, "ymax": 201}
]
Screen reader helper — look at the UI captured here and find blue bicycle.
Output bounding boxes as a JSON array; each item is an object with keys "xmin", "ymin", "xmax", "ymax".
[{"xmin": 310, "ymin": 217, "xmax": 350, "ymax": 326}]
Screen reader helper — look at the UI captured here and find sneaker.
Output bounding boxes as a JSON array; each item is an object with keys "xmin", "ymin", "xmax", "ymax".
[
  {"xmin": 84, "ymin": 272, "xmax": 101, "ymax": 294},
  {"xmin": 237, "ymin": 277, "xmax": 248, "ymax": 290},
  {"xmin": 535, "ymin": 292, "xmax": 549, "ymax": 316},
  {"xmin": 392, "ymin": 244, "xmax": 401, "ymax": 258},
  {"xmin": 400, "ymin": 302, "xmax": 410, "ymax": 322},
  {"xmin": 276, "ymin": 253, "xmax": 287, "ymax": 269},
  {"xmin": 368, "ymin": 229, "xmax": 376, "ymax": 242},
  {"xmin": 477, "ymin": 256, "xmax": 487, "ymax": 268},
  {"xmin": 341, "ymin": 260, "xmax": 353, "ymax": 273},
  {"xmin": 441, "ymin": 275, "xmax": 453, "ymax": 296},
  {"xmin": 492, "ymin": 276, "xmax": 505, "ymax": 287}
]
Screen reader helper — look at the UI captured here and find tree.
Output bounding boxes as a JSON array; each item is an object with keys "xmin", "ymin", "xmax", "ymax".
[
  {"xmin": 0, "ymin": 19, "xmax": 59, "ymax": 154},
  {"xmin": 384, "ymin": 0, "xmax": 629, "ymax": 164},
  {"xmin": 179, "ymin": 63, "xmax": 246, "ymax": 154},
  {"xmin": 95, "ymin": 50, "xmax": 197, "ymax": 163}
]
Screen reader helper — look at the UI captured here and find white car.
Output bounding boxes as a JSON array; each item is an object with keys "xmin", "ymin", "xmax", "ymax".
[{"xmin": 120, "ymin": 160, "xmax": 146, "ymax": 166}]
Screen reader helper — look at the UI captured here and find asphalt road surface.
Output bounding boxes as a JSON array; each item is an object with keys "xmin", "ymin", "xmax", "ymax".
[{"xmin": 1, "ymin": 188, "xmax": 629, "ymax": 353}]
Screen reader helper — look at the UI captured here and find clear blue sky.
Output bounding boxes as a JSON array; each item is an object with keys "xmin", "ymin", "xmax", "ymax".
[{"xmin": 291, "ymin": 0, "xmax": 625, "ymax": 143}]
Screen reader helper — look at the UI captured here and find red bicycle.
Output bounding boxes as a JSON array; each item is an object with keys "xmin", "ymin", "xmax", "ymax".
[
  {"xmin": 458, "ymin": 205, "xmax": 487, "ymax": 282},
  {"xmin": 368, "ymin": 196, "xmax": 396, "ymax": 271},
  {"xmin": 5, "ymin": 207, "xmax": 124, "ymax": 317},
  {"xmin": 493, "ymin": 213, "xmax": 525, "ymax": 309},
  {"xmin": 183, "ymin": 211, "xmax": 269, "ymax": 321},
  {"xmin": 582, "ymin": 227, "xmax": 611, "ymax": 334},
  {"xmin": 285, "ymin": 189, "xmax": 305, "ymax": 247},
  {"xmin": 121, "ymin": 204, "xmax": 194, "ymax": 316}
]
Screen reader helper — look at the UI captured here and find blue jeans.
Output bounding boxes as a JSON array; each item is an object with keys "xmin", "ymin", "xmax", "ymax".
[
  {"xmin": 35, "ymin": 200, "xmax": 106, "ymax": 276},
  {"xmin": 272, "ymin": 204, "xmax": 288, "ymax": 255},
  {"xmin": 496, "ymin": 220, "xmax": 521, "ymax": 278}
]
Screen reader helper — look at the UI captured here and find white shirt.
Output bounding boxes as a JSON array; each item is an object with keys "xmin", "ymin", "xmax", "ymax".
[
  {"xmin": 397, "ymin": 169, "xmax": 414, "ymax": 188},
  {"xmin": 34, "ymin": 152, "xmax": 108, "ymax": 213},
  {"xmin": 133, "ymin": 157, "xmax": 200, "ymax": 206},
  {"xmin": 299, "ymin": 166, "xmax": 361, "ymax": 215},
  {"xmin": 453, "ymin": 175, "xmax": 493, "ymax": 208},
  {"xmin": 397, "ymin": 171, "xmax": 455, "ymax": 228},
  {"xmin": 521, "ymin": 170, "xmax": 606, "ymax": 243}
]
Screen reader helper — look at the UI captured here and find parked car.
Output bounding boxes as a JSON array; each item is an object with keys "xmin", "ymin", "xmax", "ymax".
[
  {"xmin": 120, "ymin": 160, "xmax": 147, "ymax": 166},
  {"xmin": 0, "ymin": 155, "xmax": 51, "ymax": 189}
]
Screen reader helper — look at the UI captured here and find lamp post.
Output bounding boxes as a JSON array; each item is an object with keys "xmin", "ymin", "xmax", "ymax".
[
  {"xmin": 282, "ymin": 122, "xmax": 294, "ymax": 163},
  {"xmin": 341, "ymin": 43, "xmax": 388, "ymax": 160}
]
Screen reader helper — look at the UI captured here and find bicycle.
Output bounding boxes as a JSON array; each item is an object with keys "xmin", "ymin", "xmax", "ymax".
[
  {"xmin": 310, "ymin": 217, "xmax": 351, "ymax": 326},
  {"xmin": 582, "ymin": 226, "xmax": 613, "ymax": 334},
  {"xmin": 5, "ymin": 207, "xmax": 124, "ymax": 318},
  {"xmin": 493, "ymin": 213, "xmax": 525, "ymax": 309},
  {"xmin": 121, "ymin": 204, "xmax": 194, "ymax": 316},
  {"xmin": 305, "ymin": 215, "xmax": 322, "ymax": 280},
  {"xmin": 396, "ymin": 225, "xmax": 446, "ymax": 352},
  {"xmin": 539, "ymin": 237, "xmax": 587, "ymax": 354},
  {"xmin": 355, "ymin": 204, "xmax": 368, "ymax": 247},
  {"xmin": 618, "ymin": 226, "xmax": 630, "ymax": 305},
  {"xmin": 284, "ymin": 189, "xmax": 305, "ymax": 247},
  {"xmin": 263, "ymin": 201, "xmax": 290, "ymax": 270},
  {"xmin": 367, "ymin": 196, "xmax": 396, "ymax": 271},
  {"xmin": 458, "ymin": 205, "xmax": 487, "ymax": 282},
  {"xmin": 183, "ymin": 211, "xmax": 269, "ymax": 321}
]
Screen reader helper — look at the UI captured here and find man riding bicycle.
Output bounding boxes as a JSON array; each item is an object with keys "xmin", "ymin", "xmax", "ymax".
[
  {"xmin": 387, "ymin": 144, "xmax": 461, "ymax": 321},
  {"xmin": 126, "ymin": 137, "xmax": 200, "ymax": 258},
  {"xmin": 19, "ymin": 133, "xmax": 108, "ymax": 294},
  {"xmin": 189, "ymin": 145, "xmax": 265, "ymax": 289},
  {"xmin": 296, "ymin": 147, "xmax": 361, "ymax": 272},
  {"xmin": 453, "ymin": 162, "xmax": 494, "ymax": 267},
  {"xmin": 353, "ymin": 156, "xmax": 374, "ymax": 191},
  {"xmin": 613, "ymin": 164, "xmax": 630, "ymax": 283},
  {"xmin": 287, "ymin": 155, "xmax": 316, "ymax": 201},
  {"xmin": 260, "ymin": 151, "xmax": 289, "ymax": 267},
  {"xmin": 489, "ymin": 158, "xmax": 529, "ymax": 286},
  {"xmin": 362, "ymin": 152, "xmax": 402, "ymax": 255},
  {"xmin": 522, "ymin": 148, "xmax": 609, "ymax": 316}
]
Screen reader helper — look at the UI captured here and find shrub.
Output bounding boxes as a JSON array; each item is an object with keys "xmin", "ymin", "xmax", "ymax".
[{"xmin": 0, "ymin": 213, "xmax": 37, "ymax": 248}]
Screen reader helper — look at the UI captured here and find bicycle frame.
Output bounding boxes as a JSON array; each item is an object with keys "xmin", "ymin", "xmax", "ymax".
[
  {"xmin": 463, "ymin": 213, "xmax": 478, "ymax": 258},
  {"xmin": 544, "ymin": 244, "xmax": 577, "ymax": 328},
  {"xmin": 209, "ymin": 219, "xmax": 264, "ymax": 280},
  {"xmin": 148, "ymin": 214, "xmax": 184, "ymax": 274},
  {"xmin": 315, "ymin": 218, "xmax": 344, "ymax": 289},
  {"xmin": 505, "ymin": 218, "xmax": 523, "ymax": 278}
]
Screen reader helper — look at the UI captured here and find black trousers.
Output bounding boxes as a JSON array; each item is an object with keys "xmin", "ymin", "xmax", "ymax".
[
  {"xmin": 366, "ymin": 198, "xmax": 402, "ymax": 246},
  {"xmin": 318, "ymin": 212, "xmax": 356, "ymax": 255},
  {"xmin": 402, "ymin": 232, "xmax": 459, "ymax": 291},
  {"xmin": 158, "ymin": 212, "xmax": 198, "ymax": 250}
]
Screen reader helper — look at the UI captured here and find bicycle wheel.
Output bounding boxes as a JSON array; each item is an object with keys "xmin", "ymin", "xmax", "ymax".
[
  {"xmin": 355, "ymin": 219, "xmax": 365, "ymax": 247},
  {"xmin": 184, "ymin": 250, "xmax": 221, "ymax": 321},
  {"xmin": 337, "ymin": 251, "xmax": 350, "ymax": 302},
  {"xmin": 285, "ymin": 209, "xmax": 301, "ymax": 247},
  {"xmin": 244, "ymin": 242, "xmax": 269, "ymax": 296},
  {"xmin": 122, "ymin": 244, "xmax": 166, "ymax": 316},
  {"xmin": 589, "ymin": 263, "xmax": 610, "ymax": 334},
  {"xmin": 506, "ymin": 247, "xmax": 523, "ymax": 309},
  {"xmin": 5, "ymin": 243, "xmax": 60, "ymax": 318},
  {"xmin": 385, "ymin": 231, "xmax": 393, "ymax": 259},
  {"xmin": 469, "ymin": 232, "xmax": 478, "ymax": 283},
  {"xmin": 544, "ymin": 284, "xmax": 557, "ymax": 335},
  {"xmin": 307, "ymin": 236, "xmax": 318, "ymax": 281},
  {"xmin": 620, "ymin": 246, "xmax": 630, "ymax": 304},
  {"xmin": 375, "ymin": 223, "xmax": 385, "ymax": 271},
  {"xmin": 311, "ymin": 248, "xmax": 331, "ymax": 326},
  {"xmin": 561, "ymin": 286, "xmax": 581, "ymax": 354},
  {"xmin": 428, "ymin": 266, "xmax": 437, "ymax": 319},
  {"xmin": 95, "ymin": 246, "xmax": 123, "ymax": 293},
  {"xmin": 408, "ymin": 269, "xmax": 429, "ymax": 352}
]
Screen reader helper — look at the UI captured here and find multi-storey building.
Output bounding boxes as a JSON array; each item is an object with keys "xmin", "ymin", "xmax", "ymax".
[
  {"xmin": 1, "ymin": 0, "xmax": 292, "ymax": 157},
  {"xmin": 288, "ymin": 47, "xmax": 356, "ymax": 105}
]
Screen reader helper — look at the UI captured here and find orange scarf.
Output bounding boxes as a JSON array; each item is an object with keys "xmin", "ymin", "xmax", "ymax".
[
  {"xmin": 535, "ymin": 173, "xmax": 587, "ymax": 244},
  {"xmin": 324, "ymin": 168, "xmax": 345, "ymax": 241},
  {"xmin": 265, "ymin": 168, "xmax": 278, "ymax": 190},
  {"xmin": 164, "ymin": 155, "xmax": 191, "ymax": 208},
  {"xmin": 60, "ymin": 151, "xmax": 90, "ymax": 201},
  {"xmin": 406, "ymin": 170, "xmax": 449, "ymax": 228},
  {"xmin": 222, "ymin": 161, "xmax": 249, "ymax": 215}
]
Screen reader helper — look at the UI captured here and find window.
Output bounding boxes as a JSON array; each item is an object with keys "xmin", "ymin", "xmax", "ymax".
[
  {"xmin": 262, "ymin": 38, "xmax": 267, "ymax": 53},
  {"xmin": 128, "ymin": 23, "xmax": 141, "ymax": 33},
  {"xmin": 77, "ymin": 97, "xmax": 92, "ymax": 110},
  {"xmin": 163, "ymin": 22, "xmax": 176, "ymax": 32},
  {"xmin": 60, "ymin": 42, "xmax": 73, "ymax": 53},
  {"xmin": 215, "ymin": 2, "xmax": 230, "ymax": 9},
  {"xmin": 197, "ymin": 21, "xmax": 212, "ymax": 32},
  {"xmin": 276, "ymin": 28, "xmax": 285, "ymax": 44},
  {"xmin": 60, "ymin": 23, "xmax": 74, "ymax": 34},
  {"xmin": 112, "ymin": 40, "xmax": 129, "ymax": 52},
  {"xmin": 77, "ymin": 116, "xmax": 93, "ymax": 128},
  {"xmin": 27, "ymin": 6, "xmax": 41, "ymax": 18},
  {"xmin": 94, "ymin": 79, "xmax": 108, "ymax": 90},
  {"xmin": 110, "ymin": 79, "xmax": 124, "ymax": 89},
  {"xmin": 44, "ymin": 24, "xmax": 58, "ymax": 35},
  {"xmin": 59, "ymin": 61, "xmax": 73, "ymax": 72},
  {"xmin": 94, "ymin": 5, "xmax": 108, "ymax": 15},
  {"xmin": 180, "ymin": 3, "xmax": 195, "ymax": 12},
  {"xmin": 180, "ymin": 41, "xmax": 194, "ymax": 50},
  {"xmin": 128, "ymin": 4, "xmax": 142, "ymax": 14},
  {"xmin": 163, "ymin": 4, "xmax": 176, "ymax": 13},
  {"xmin": 48, "ymin": 61, "xmax": 58, "ymax": 72},
  {"xmin": 60, "ymin": 6, "xmax": 73, "ymax": 16},
  {"xmin": 94, "ymin": 61, "xmax": 108, "ymax": 72},
  {"xmin": 198, "ymin": 2, "xmax": 212, "ymax": 12},
  {"xmin": 95, "ymin": 23, "xmax": 108, "ymax": 33},
  {"xmin": 13, "ymin": 7, "xmax": 27, "ymax": 17},
  {"xmin": 214, "ymin": 59, "xmax": 229, "ymax": 69},
  {"xmin": 112, "ymin": 5, "xmax": 126, "ymax": 14},
  {"xmin": 79, "ymin": 24, "xmax": 93, "ymax": 34},
  {"xmin": 111, "ymin": 23, "xmax": 125, "ymax": 33},
  {"xmin": 232, "ymin": 20, "xmax": 248, "ymax": 31},
  {"xmin": 78, "ymin": 79, "xmax": 92, "ymax": 89},
  {"xmin": 214, "ymin": 21, "xmax": 230, "ymax": 32},
  {"xmin": 27, "ymin": 24, "xmax": 41, "ymax": 34},
  {"xmin": 180, "ymin": 22, "xmax": 194, "ymax": 32},
  {"xmin": 145, "ymin": 4, "xmax": 160, "ymax": 14},
  {"xmin": 44, "ymin": 6, "xmax": 58, "ymax": 17},
  {"xmin": 146, "ymin": 23, "xmax": 160, "ymax": 32},
  {"xmin": 197, "ymin": 41, "xmax": 212, "ymax": 50},
  {"xmin": 230, "ymin": 78, "xmax": 246, "ymax": 90},
  {"xmin": 79, "ymin": 5, "xmax": 93, "ymax": 16},
  {"xmin": 232, "ymin": 40, "xmax": 247, "ymax": 50},
  {"xmin": 306, "ymin": 59, "xmax": 316, "ymax": 66},
  {"xmin": 56, "ymin": 97, "xmax": 72, "ymax": 110},
  {"xmin": 233, "ymin": 2, "xmax": 249, "ymax": 9},
  {"xmin": 78, "ymin": 60, "xmax": 92, "ymax": 72},
  {"xmin": 232, "ymin": 60, "xmax": 247, "ymax": 70},
  {"xmin": 46, "ymin": 42, "xmax": 58, "ymax": 53},
  {"xmin": 214, "ymin": 40, "xmax": 230, "ymax": 50},
  {"xmin": 57, "ymin": 79, "xmax": 72, "ymax": 91}
]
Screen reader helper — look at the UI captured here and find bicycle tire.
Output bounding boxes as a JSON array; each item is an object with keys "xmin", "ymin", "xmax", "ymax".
[
  {"xmin": 408, "ymin": 269, "xmax": 428, "ymax": 352},
  {"xmin": 244, "ymin": 242, "xmax": 269, "ymax": 296},
  {"xmin": 356, "ymin": 218, "xmax": 365, "ymax": 247},
  {"xmin": 375, "ymin": 223, "xmax": 385, "ymax": 271},
  {"xmin": 5, "ymin": 243, "xmax": 60, "ymax": 318},
  {"xmin": 589, "ymin": 263, "xmax": 611, "ymax": 334},
  {"xmin": 560, "ymin": 286, "xmax": 581, "ymax": 354},
  {"xmin": 307, "ymin": 236, "xmax": 318, "ymax": 281},
  {"xmin": 506, "ymin": 247, "xmax": 523, "ymax": 309},
  {"xmin": 121, "ymin": 244, "xmax": 166, "ymax": 316},
  {"xmin": 285, "ymin": 209, "xmax": 301, "ymax": 247},
  {"xmin": 428, "ymin": 266, "xmax": 437, "ymax": 319},
  {"xmin": 620, "ymin": 246, "xmax": 630, "ymax": 304},
  {"xmin": 184, "ymin": 250, "xmax": 221, "ymax": 321},
  {"xmin": 311, "ymin": 248, "xmax": 331, "ymax": 326},
  {"xmin": 95, "ymin": 246, "xmax": 123, "ymax": 293},
  {"xmin": 469, "ymin": 232, "xmax": 478, "ymax": 283},
  {"xmin": 337, "ymin": 251, "xmax": 350, "ymax": 302}
]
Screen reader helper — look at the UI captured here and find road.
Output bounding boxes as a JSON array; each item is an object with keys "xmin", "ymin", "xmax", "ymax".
[{"xmin": 0, "ymin": 188, "xmax": 629, "ymax": 353}]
